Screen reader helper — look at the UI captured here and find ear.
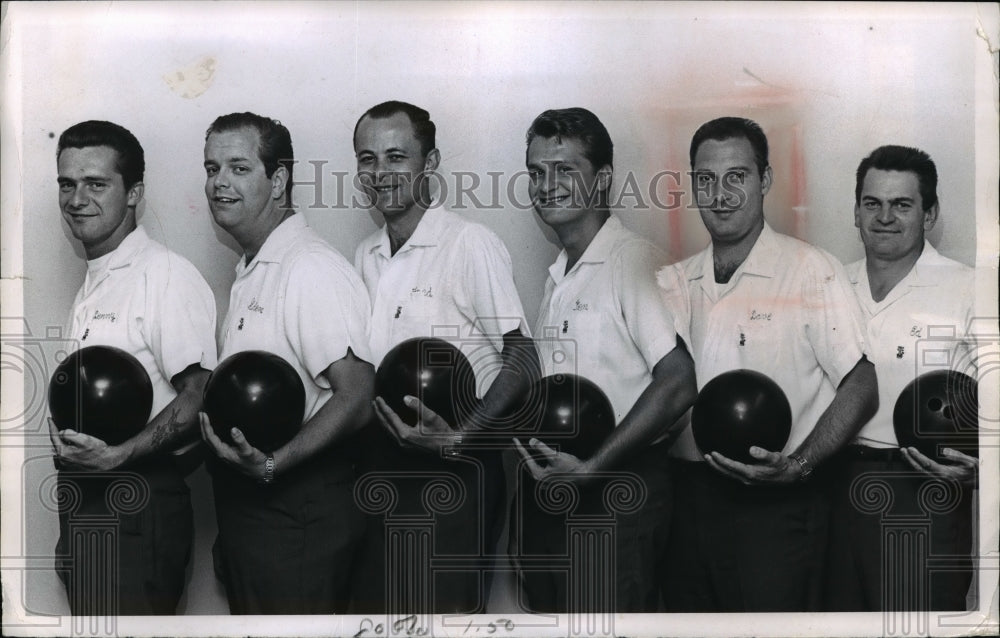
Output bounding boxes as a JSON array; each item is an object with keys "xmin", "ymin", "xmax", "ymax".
[
  {"xmin": 923, "ymin": 201, "xmax": 939, "ymax": 232},
  {"xmin": 127, "ymin": 182, "xmax": 145, "ymax": 208},
  {"xmin": 270, "ymin": 165, "xmax": 289, "ymax": 200},
  {"xmin": 853, "ymin": 204, "xmax": 861, "ymax": 229},
  {"xmin": 424, "ymin": 148, "xmax": 441, "ymax": 173},
  {"xmin": 596, "ymin": 165, "xmax": 613, "ymax": 192},
  {"xmin": 760, "ymin": 165, "xmax": 773, "ymax": 197}
]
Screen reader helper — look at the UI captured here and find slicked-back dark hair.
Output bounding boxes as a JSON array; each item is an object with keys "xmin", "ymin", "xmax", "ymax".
[
  {"xmin": 525, "ymin": 107, "xmax": 614, "ymax": 171},
  {"xmin": 205, "ymin": 112, "xmax": 294, "ymax": 201},
  {"xmin": 689, "ymin": 117, "xmax": 769, "ymax": 178},
  {"xmin": 57, "ymin": 120, "xmax": 145, "ymax": 189},
  {"xmin": 855, "ymin": 145, "xmax": 938, "ymax": 210},
  {"xmin": 353, "ymin": 101, "xmax": 436, "ymax": 156}
]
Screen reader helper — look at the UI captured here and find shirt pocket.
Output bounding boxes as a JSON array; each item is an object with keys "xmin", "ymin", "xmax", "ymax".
[
  {"xmin": 558, "ymin": 304, "xmax": 606, "ymax": 375},
  {"xmin": 736, "ymin": 317, "xmax": 784, "ymax": 367},
  {"xmin": 394, "ymin": 290, "xmax": 454, "ymax": 340},
  {"xmin": 906, "ymin": 313, "xmax": 968, "ymax": 372}
]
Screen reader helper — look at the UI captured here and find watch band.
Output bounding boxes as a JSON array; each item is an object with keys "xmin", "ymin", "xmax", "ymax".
[
  {"xmin": 445, "ymin": 433, "xmax": 464, "ymax": 459},
  {"xmin": 262, "ymin": 454, "xmax": 275, "ymax": 484},
  {"xmin": 788, "ymin": 453, "xmax": 813, "ymax": 482}
]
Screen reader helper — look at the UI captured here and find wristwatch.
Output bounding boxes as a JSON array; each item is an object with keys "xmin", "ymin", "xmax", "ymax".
[
  {"xmin": 445, "ymin": 433, "xmax": 464, "ymax": 459},
  {"xmin": 261, "ymin": 454, "xmax": 276, "ymax": 484},
  {"xmin": 788, "ymin": 453, "xmax": 813, "ymax": 482}
]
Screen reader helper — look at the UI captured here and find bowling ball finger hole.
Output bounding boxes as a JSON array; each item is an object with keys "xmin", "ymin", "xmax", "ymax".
[
  {"xmin": 942, "ymin": 405, "xmax": 953, "ymax": 420},
  {"xmin": 927, "ymin": 398, "xmax": 943, "ymax": 412}
]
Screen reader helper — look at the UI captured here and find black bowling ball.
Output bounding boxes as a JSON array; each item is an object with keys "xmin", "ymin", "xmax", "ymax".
[
  {"xmin": 47, "ymin": 345, "xmax": 153, "ymax": 445},
  {"xmin": 375, "ymin": 337, "xmax": 477, "ymax": 429},
  {"xmin": 203, "ymin": 350, "xmax": 305, "ymax": 453},
  {"xmin": 691, "ymin": 369, "xmax": 792, "ymax": 464},
  {"xmin": 523, "ymin": 373, "xmax": 615, "ymax": 462},
  {"xmin": 893, "ymin": 370, "xmax": 978, "ymax": 459}
]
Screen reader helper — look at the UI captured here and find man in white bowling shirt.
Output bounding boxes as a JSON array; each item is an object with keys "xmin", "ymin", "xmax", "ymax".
[
  {"xmin": 354, "ymin": 101, "xmax": 538, "ymax": 614},
  {"xmin": 50, "ymin": 120, "xmax": 217, "ymax": 614},
  {"xmin": 199, "ymin": 112, "xmax": 374, "ymax": 614},
  {"xmin": 513, "ymin": 107, "xmax": 698, "ymax": 612},
  {"xmin": 659, "ymin": 116, "xmax": 878, "ymax": 612},
  {"xmin": 825, "ymin": 145, "xmax": 978, "ymax": 611}
]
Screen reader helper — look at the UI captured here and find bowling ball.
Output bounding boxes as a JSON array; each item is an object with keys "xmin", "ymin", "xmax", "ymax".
[
  {"xmin": 691, "ymin": 369, "xmax": 792, "ymax": 464},
  {"xmin": 521, "ymin": 373, "xmax": 615, "ymax": 462},
  {"xmin": 203, "ymin": 350, "xmax": 305, "ymax": 453},
  {"xmin": 893, "ymin": 370, "xmax": 978, "ymax": 459},
  {"xmin": 47, "ymin": 345, "xmax": 153, "ymax": 446},
  {"xmin": 375, "ymin": 337, "xmax": 477, "ymax": 429}
]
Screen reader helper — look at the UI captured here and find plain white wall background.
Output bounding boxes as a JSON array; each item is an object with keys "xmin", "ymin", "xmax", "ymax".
[{"xmin": 2, "ymin": 0, "xmax": 996, "ymax": 623}]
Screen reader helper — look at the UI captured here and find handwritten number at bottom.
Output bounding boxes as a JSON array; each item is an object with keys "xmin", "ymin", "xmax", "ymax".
[{"xmin": 353, "ymin": 616, "xmax": 515, "ymax": 637}]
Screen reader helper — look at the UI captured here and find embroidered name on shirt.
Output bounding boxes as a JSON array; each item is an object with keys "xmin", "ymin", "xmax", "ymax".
[
  {"xmin": 572, "ymin": 300, "xmax": 589, "ymax": 311},
  {"xmin": 909, "ymin": 326, "xmax": 922, "ymax": 338},
  {"xmin": 749, "ymin": 309, "xmax": 772, "ymax": 321},
  {"xmin": 411, "ymin": 286, "xmax": 433, "ymax": 298},
  {"xmin": 92, "ymin": 310, "xmax": 117, "ymax": 323},
  {"xmin": 897, "ymin": 346, "xmax": 905, "ymax": 359},
  {"xmin": 247, "ymin": 298, "xmax": 265, "ymax": 314}
]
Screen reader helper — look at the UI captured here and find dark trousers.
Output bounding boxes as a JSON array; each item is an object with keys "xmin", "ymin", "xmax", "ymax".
[
  {"xmin": 56, "ymin": 462, "xmax": 193, "ymax": 615},
  {"xmin": 511, "ymin": 442, "xmax": 673, "ymax": 613},
  {"xmin": 661, "ymin": 460, "xmax": 830, "ymax": 612},
  {"xmin": 824, "ymin": 446, "xmax": 974, "ymax": 611},
  {"xmin": 350, "ymin": 433, "xmax": 504, "ymax": 615},
  {"xmin": 210, "ymin": 454, "xmax": 365, "ymax": 615}
]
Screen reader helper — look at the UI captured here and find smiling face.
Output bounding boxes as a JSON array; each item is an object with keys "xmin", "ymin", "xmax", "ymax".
[
  {"xmin": 855, "ymin": 168, "xmax": 936, "ymax": 263},
  {"xmin": 691, "ymin": 136, "xmax": 772, "ymax": 250},
  {"xmin": 354, "ymin": 112, "xmax": 438, "ymax": 218},
  {"xmin": 203, "ymin": 127, "xmax": 285, "ymax": 245},
  {"xmin": 526, "ymin": 135, "xmax": 610, "ymax": 229},
  {"xmin": 57, "ymin": 145, "xmax": 142, "ymax": 259}
]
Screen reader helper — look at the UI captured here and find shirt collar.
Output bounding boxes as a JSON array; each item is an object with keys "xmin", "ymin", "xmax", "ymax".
[
  {"xmin": 688, "ymin": 221, "xmax": 780, "ymax": 282},
  {"xmin": 850, "ymin": 241, "xmax": 950, "ymax": 288},
  {"xmin": 91, "ymin": 226, "xmax": 150, "ymax": 272},
  {"xmin": 847, "ymin": 259, "xmax": 863, "ymax": 285},
  {"xmin": 737, "ymin": 222, "xmax": 782, "ymax": 277},
  {"xmin": 547, "ymin": 215, "xmax": 623, "ymax": 283},
  {"xmin": 908, "ymin": 241, "xmax": 952, "ymax": 285},
  {"xmin": 237, "ymin": 213, "xmax": 307, "ymax": 274},
  {"xmin": 368, "ymin": 205, "xmax": 444, "ymax": 259}
]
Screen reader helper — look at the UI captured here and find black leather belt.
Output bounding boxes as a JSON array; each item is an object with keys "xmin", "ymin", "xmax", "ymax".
[{"xmin": 843, "ymin": 445, "xmax": 904, "ymax": 462}]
